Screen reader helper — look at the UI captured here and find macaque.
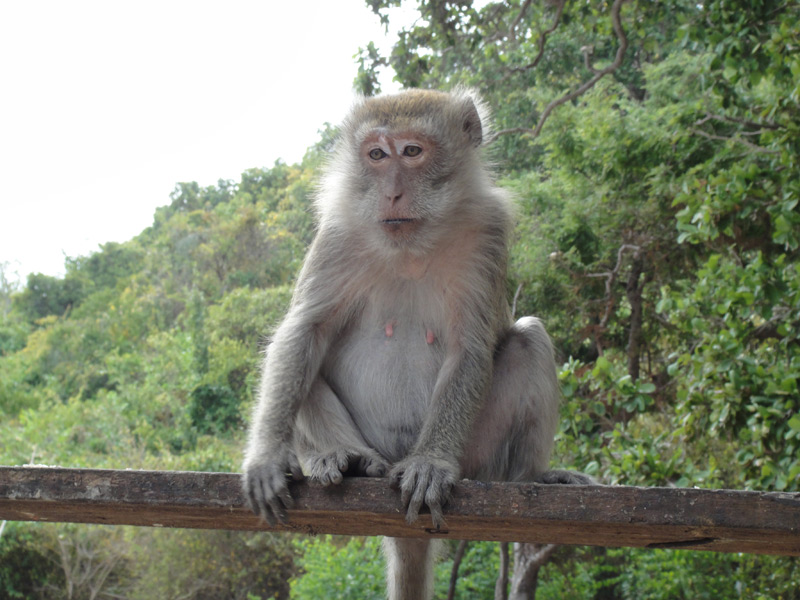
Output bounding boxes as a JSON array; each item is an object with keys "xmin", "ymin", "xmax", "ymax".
[{"xmin": 242, "ymin": 88, "xmax": 587, "ymax": 600}]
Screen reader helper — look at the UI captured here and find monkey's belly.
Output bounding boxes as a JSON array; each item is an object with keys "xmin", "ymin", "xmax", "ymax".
[{"xmin": 322, "ymin": 320, "xmax": 444, "ymax": 463}]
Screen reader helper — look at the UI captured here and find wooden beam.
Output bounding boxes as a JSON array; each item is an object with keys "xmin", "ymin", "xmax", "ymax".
[{"xmin": 1, "ymin": 466, "xmax": 798, "ymax": 556}]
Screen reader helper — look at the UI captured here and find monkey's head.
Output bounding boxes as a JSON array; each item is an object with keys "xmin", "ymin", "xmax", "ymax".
[{"xmin": 319, "ymin": 88, "xmax": 497, "ymax": 255}]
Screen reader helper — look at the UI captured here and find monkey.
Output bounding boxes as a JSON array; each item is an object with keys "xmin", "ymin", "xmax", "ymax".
[{"xmin": 242, "ymin": 88, "xmax": 591, "ymax": 600}]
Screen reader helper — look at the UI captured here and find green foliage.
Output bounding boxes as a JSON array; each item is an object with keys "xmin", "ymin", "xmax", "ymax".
[
  {"xmin": 0, "ymin": 1, "xmax": 798, "ymax": 597},
  {"xmin": 189, "ymin": 383, "xmax": 241, "ymax": 436},
  {"xmin": 434, "ymin": 541, "xmax": 500, "ymax": 599},
  {"xmin": 290, "ymin": 536, "xmax": 386, "ymax": 599},
  {"xmin": 66, "ymin": 241, "xmax": 145, "ymax": 293},
  {"xmin": 127, "ymin": 529, "xmax": 295, "ymax": 600},
  {"xmin": 354, "ymin": 0, "xmax": 800, "ymax": 596},
  {"xmin": 289, "ymin": 537, "xmax": 502, "ymax": 600},
  {"xmin": 354, "ymin": 41, "xmax": 388, "ymax": 96},
  {"xmin": 0, "ymin": 317, "xmax": 29, "ymax": 356},
  {"xmin": 15, "ymin": 272, "xmax": 86, "ymax": 322},
  {"xmin": 0, "ymin": 150, "xmax": 326, "ymax": 598},
  {"xmin": 0, "ymin": 523, "xmax": 60, "ymax": 599},
  {"xmin": 660, "ymin": 251, "xmax": 800, "ymax": 490},
  {"xmin": 536, "ymin": 547, "xmax": 800, "ymax": 600}
]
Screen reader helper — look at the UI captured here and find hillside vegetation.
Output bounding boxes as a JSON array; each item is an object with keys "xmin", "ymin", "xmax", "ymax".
[{"xmin": 1, "ymin": 1, "xmax": 798, "ymax": 598}]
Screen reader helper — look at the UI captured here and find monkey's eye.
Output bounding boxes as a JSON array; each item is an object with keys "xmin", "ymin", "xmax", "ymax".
[
  {"xmin": 368, "ymin": 148, "xmax": 387, "ymax": 160},
  {"xmin": 403, "ymin": 145, "xmax": 422, "ymax": 157}
]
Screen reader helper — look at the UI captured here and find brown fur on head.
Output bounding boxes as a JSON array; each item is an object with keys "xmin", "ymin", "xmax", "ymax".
[
  {"xmin": 317, "ymin": 88, "xmax": 506, "ymax": 257},
  {"xmin": 344, "ymin": 88, "xmax": 486, "ymax": 149}
]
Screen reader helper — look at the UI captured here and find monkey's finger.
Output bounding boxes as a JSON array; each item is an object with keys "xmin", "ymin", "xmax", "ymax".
[
  {"xmin": 278, "ymin": 485, "xmax": 295, "ymax": 511},
  {"xmin": 428, "ymin": 502, "xmax": 445, "ymax": 530},
  {"xmin": 362, "ymin": 457, "xmax": 387, "ymax": 477},
  {"xmin": 405, "ymin": 469, "xmax": 431, "ymax": 524},
  {"xmin": 263, "ymin": 509, "xmax": 277, "ymax": 527},
  {"xmin": 336, "ymin": 452, "xmax": 350, "ymax": 472},
  {"xmin": 272, "ymin": 473, "xmax": 295, "ymax": 512},
  {"xmin": 388, "ymin": 465, "xmax": 404, "ymax": 490},
  {"xmin": 245, "ymin": 477, "xmax": 272, "ymax": 524},
  {"xmin": 405, "ymin": 482, "xmax": 426, "ymax": 524},
  {"xmin": 288, "ymin": 454, "xmax": 304, "ymax": 481},
  {"xmin": 242, "ymin": 476, "xmax": 254, "ymax": 508},
  {"xmin": 266, "ymin": 491, "xmax": 289, "ymax": 525},
  {"xmin": 398, "ymin": 469, "xmax": 418, "ymax": 507},
  {"xmin": 425, "ymin": 485, "xmax": 450, "ymax": 530},
  {"xmin": 257, "ymin": 471, "xmax": 292, "ymax": 525},
  {"xmin": 254, "ymin": 480, "xmax": 278, "ymax": 527},
  {"xmin": 319, "ymin": 459, "xmax": 344, "ymax": 486},
  {"xmin": 245, "ymin": 484, "xmax": 261, "ymax": 517}
]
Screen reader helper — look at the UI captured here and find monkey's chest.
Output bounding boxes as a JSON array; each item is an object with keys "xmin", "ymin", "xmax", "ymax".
[{"xmin": 322, "ymin": 315, "xmax": 445, "ymax": 461}]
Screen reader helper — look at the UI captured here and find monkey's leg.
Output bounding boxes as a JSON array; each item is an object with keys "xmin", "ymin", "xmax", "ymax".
[
  {"xmin": 461, "ymin": 318, "xmax": 595, "ymax": 600},
  {"xmin": 461, "ymin": 316, "xmax": 560, "ymax": 482},
  {"xmin": 383, "ymin": 538, "xmax": 440, "ymax": 600},
  {"xmin": 294, "ymin": 378, "xmax": 389, "ymax": 485}
]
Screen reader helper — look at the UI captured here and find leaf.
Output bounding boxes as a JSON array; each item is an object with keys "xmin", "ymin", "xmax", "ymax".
[{"xmin": 788, "ymin": 414, "xmax": 800, "ymax": 432}]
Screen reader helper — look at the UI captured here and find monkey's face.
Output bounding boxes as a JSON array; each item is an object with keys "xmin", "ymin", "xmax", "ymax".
[
  {"xmin": 359, "ymin": 128, "xmax": 438, "ymax": 243},
  {"xmin": 324, "ymin": 89, "xmax": 488, "ymax": 254}
]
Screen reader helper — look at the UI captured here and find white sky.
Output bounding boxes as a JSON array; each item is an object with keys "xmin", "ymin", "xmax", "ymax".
[{"xmin": 0, "ymin": 1, "xmax": 408, "ymax": 283}]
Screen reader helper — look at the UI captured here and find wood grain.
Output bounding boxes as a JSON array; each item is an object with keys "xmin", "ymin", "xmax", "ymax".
[{"xmin": 1, "ymin": 466, "xmax": 798, "ymax": 555}]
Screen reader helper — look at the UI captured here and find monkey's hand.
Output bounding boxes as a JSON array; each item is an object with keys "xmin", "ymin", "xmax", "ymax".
[
  {"xmin": 242, "ymin": 448, "xmax": 304, "ymax": 526},
  {"xmin": 389, "ymin": 454, "xmax": 458, "ymax": 529},
  {"xmin": 305, "ymin": 447, "xmax": 389, "ymax": 486}
]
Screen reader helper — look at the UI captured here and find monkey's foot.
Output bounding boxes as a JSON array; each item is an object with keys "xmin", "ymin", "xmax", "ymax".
[
  {"xmin": 305, "ymin": 447, "xmax": 389, "ymax": 486},
  {"xmin": 389, "ymin": 455, "xmax": 458, "ymax": 529},
  {"xmin": 535, "ymin": 469, "xmax": 597, "ymax": 485}
]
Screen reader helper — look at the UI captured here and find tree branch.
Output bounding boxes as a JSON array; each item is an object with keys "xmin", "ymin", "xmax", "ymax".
[
  {"xmin": 586, "ymin": 244, "xmax": 641, "ymax": 331},
  {"xmin": 625, "ymin": 249, "xmax": 645, "ymax": 381},
  {"xmin": 688, "ymin": 127, "xmax": 780, "ymax": 155},
  {"xmin": 490, "ymin": 0, "xmax": 629, "ymax": 145},
  {"xmin": 509, "ymin": 542, "xmax": 559, "ymax": 599},
  {"xmin": 511, "ymin": 282, "xmax": 523, "ymax": 319},
  {"xmin": 447, "ymin": 540, "xmax": 469, "ymax": 600},
  {"xmin": 495, "ymin": 542, "xmax": 510, "ymax": 600},
  {"xmin": 507, "ymin": 0, "xmax": 566, "ymax": 62},
  {"xmin": 694, "ymin": 112, "xmax": 781, "ymax": 131},
  {"xmin": 507, "ymin": 0, "xmax": 533, "ymax": 42}
]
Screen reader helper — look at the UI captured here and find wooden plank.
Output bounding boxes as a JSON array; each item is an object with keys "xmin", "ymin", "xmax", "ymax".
[{"xmin": 0, "ymin": 466, "xmax": 798, "ymax": 555}]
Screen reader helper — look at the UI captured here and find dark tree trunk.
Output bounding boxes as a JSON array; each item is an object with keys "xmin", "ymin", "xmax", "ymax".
[
  {"xmin": 625, "ymin": 251, "xmax": 644, "ymax": 381},
  {"xmin": 447, "ymin": 540, "xmax": 469, "ymax": 600},
  {"xmin": 508, "ymin": 543, "xmax": 558, "ymax": 600},
  {"xmin": 495, "ymin": 542, "xmax": 510, "ymax": 600}
]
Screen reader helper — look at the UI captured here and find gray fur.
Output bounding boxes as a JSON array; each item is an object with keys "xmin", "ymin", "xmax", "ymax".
[{"xmin": 242, "ymin": 89, "xmax": 572, "ymax": 600}]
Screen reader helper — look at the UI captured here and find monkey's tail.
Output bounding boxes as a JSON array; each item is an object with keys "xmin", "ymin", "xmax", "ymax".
[{"xmin": 383, "ymin": 537, "xmax": 443, "ymax": 600}]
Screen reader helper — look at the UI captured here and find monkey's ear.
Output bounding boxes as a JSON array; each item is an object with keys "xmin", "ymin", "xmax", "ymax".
[{"xmin": 461, "ymin": 98, "xmax": 483, "ymax": 147}]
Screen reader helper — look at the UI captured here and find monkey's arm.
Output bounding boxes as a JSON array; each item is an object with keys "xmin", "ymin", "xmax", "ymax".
[
  {"xmin": 242, "ymin": 313, "xmax": 336, "ymax": 525},
  {"xmin": 390, "ymin": 227, "xmax": 510, "ymax": 528},
  {"xmin": 390, "ymin": 250, "xmax": 505, "ymax": 529},
  {"xmin": 242, "ymin": 240, "xmax": 344, "ymax": 525},
  {"xmin": 390, "ymin": 340, "xmax": 494, "ymax": 529}
]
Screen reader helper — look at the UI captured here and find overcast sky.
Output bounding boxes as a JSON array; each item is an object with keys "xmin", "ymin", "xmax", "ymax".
[{"xmin": 0, "ymin": 1, "xmax": 407, "ymax": 283}]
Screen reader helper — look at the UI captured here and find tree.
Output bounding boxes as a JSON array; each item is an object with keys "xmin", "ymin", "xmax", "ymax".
[{"xmin": 356, "ymin": 0, "xmax": 800, "ymax": 596}]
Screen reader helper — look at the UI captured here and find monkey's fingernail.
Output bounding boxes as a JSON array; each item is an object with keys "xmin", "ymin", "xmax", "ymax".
[{"xmin": 426, "ymin": 329, "xmax": 435, "ymax": 344}]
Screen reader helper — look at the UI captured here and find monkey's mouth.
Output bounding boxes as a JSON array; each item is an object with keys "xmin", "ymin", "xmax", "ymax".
[{"xmin": 381, "ymin": 218, "xmax": 419, "ymax": 238}]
